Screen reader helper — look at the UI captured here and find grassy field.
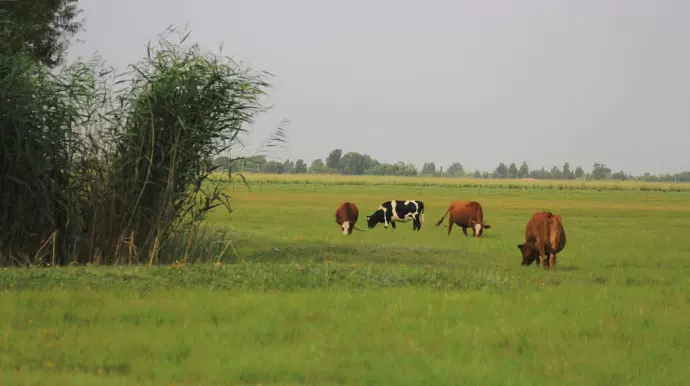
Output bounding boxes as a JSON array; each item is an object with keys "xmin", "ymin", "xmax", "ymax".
[{"xmin": 2, "ymin": 174, "xmax": 690, "ymax": 385}]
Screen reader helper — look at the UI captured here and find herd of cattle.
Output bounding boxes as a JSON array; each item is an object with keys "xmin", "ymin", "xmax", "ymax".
[{"xmin": 335, "ymin": 200, "xmax": 566, "ymax": 270}]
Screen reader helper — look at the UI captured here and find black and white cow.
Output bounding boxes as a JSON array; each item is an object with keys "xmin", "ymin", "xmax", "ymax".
[{"xmin": 366, "ymin": 200, "xmax": 425, "ymax": 231}]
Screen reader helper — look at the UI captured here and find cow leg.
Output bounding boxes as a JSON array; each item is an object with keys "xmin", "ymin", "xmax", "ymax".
[
  {"xmin": 549, "ymin": 247, "xmax": 557, "ymax": 270},
  {"xmin": 537, "ymin": 242, "xmax": 548, "ymax": 268},
  {"xmin": 447, "ymin": 219, "xmax": 453, "ymax": 236},
  {"xmin": 542, "ymin": 250, "xmax": 551, "ymax": 270},
  {"xmin": 391, "ymin": 220, "xmax": 396, "ymax": 229},
  {"xmin": 461, "ymin": 226, "xmax": 469, "ymax": 237}
]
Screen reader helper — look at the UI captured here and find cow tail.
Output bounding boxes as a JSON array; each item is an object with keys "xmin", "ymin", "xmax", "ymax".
[{"xmin": 435, "ymin": 206, "xmax": 450, "ymax": 227}]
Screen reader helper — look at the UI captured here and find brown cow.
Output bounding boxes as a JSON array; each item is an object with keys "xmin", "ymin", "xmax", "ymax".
[
  {"xmin": 517, "ymin": 211, "xmax": 567, "ymax": 270},
  {"xmin": 434, "ymin": 200, "xmax": 491, "ymax": 237},
  {"xmin": 335, "ymin": 202, "xmax": 359, "ymax": 235}
]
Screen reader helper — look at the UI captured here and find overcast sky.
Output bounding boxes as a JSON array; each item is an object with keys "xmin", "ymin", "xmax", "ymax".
[{"xmin": 67, "ymin": 0, "xmax": 690, "ymax": 175}]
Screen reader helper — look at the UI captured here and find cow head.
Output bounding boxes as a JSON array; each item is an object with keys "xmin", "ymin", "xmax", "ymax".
[
  {"xmin": 517, "ymin": 241, "xmax": 539, "ymax": 266},
  {"xmin": 470, "ymin": 219, "xmax": 491, "ymax": 237},
  {"xmin": 340, "ymin": 221, "xmax": 353, "ymax": 235},
  {"xmin": 366, "ymin": 210, "xmax": 385, "ymax": 229}
]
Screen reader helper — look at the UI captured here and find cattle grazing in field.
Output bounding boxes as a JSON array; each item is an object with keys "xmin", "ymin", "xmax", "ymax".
[
  {"xmin": 517, "ymin": 211, "xmax": 567, "ymax": 270},
  {"xmin": 335, "ymin": 202, "xmax": 360, "ymax": 235},
  {"xmin": 434, "ymin": 200, "xmax": 491, "ymax": 237},
  {"xmin": 366, "ymin": 200, "xmax": 425, "ymax": 230}
]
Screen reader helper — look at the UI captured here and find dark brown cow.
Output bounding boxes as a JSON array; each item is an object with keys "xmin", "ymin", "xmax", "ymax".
[
  {"xmin": 434, "ymin": 200, "xmax": 491, "ymax": 237},
  {"xmin": 517, "ymin": 211, "xmax": 567, "ymax": 270},
  {"xmin": 335, "ymin": 202, "xmax": 359, "ymax": 235}
]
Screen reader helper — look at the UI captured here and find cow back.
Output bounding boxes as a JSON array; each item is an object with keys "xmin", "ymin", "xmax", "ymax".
[
  {"xmin": 345, "ymin": 202, "xmax": 359, "ymax": 223},
  {"xmin": 524, "ymin": 211, "xmax": 550, "ymax": 242},
  {"xmin": 450, "ymin": 200, "xmax": 484, "ymax": 225},
  {"xmin": 336, "ymin": 202, "xmax": 359, "ymax": 224}
]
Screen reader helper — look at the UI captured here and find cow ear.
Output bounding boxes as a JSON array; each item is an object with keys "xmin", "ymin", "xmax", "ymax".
[
  {"xmin": 517, "ymin": 244, "xmax": 523, "ymax": 249},
  {"xmin": 483, "ymin": 224, "xmax": 491, "ymax": 229}
]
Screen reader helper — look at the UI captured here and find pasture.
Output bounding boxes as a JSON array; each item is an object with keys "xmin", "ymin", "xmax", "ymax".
[{"xmin": 2, "ymin": 174, "xmax": 690, "ymax": 385}]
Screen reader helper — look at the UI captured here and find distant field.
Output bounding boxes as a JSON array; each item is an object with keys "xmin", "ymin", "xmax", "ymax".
[
  {"xmin": 219, "ymin": 172, "xmax": 690, "ymax": 192},
  {"xmin": 3, "ymin": 174, "xmax": 690, "ymax": 385}
]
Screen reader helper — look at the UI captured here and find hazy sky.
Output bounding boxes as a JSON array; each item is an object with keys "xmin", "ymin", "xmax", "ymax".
[{"xmin": 67, "ymin": 0, "xmax": 690, "ymax": 175}]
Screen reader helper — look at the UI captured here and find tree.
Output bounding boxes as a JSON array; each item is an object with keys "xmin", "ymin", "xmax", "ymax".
[
  {"xmin": 340, "ymin": 152, "xmax": 376, "ymax": 175},
  {"xmin": 446, "ymin": 162, "xmax": 465, "ymax": 177},
  {"xmin": 562, "ymin": 162, "xmax": 574, "ymax": 180},
  {"xmin": 591, "ymin": 162, "xmax": 611, "ymax": 180},
  {"xmin": 518, "ymin": 162, "xmax": 529, "ymax": 178},
  {"xmin": 473, "ymin": 170, "xmax": 482, "ymax": 178},
  {"xmin": 325, "ymin": 149, "xmax": 342, "ymax": 172},
  {"xmin": 574, "ymin": 166, "xmax": 584, "ymax": 178},
  {"xmin": 421, "ymin": 162, "xmax": 436, "ymax": 175},
  {"xmin": 550, "ymin": 166, "xmax": 562, "ymax": 180},
  {"xmin": 1, "ymin": 0, "xmax": 83, "ymax": 68},
  {"xmin": 282, "ymin": 159, "xmax": 295, "ymax": 174},
  {"xmin": 309, "ymin": 158, "xmax": 327, "ymax": 174},
  {"xmin": 611, "ymin": 170, "xmax": 627, "ymax": 181},
  {"xmin": 494, "ymin": 162, "xmax": 508, "ymax": 179},
  {"xmin": 404, "ymin": 162, "xmax": 418, "ymax": 176},
  {"xmin": 263, "ymin": 161, "xmax": 284, "ymax": 174},
  {"xmin": 507, "ymin": 163, "xmax": 518, "ymax": 179},
  {"xmin": 293, "ymin": 159, "xmax": 307, "ymax": 173},
  {"xmin": 530, "ymin": 167, "xmax": 552, "ymax": 179}
]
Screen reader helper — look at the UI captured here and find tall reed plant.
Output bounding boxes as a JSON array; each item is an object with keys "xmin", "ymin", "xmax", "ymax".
[{"xmin": 0, "ymin": 27, "xmax": 284, "ymax": 266}]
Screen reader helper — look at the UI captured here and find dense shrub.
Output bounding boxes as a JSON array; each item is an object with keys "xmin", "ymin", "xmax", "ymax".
[{"xmin": 0, "ymin": 23, "xmax": 282, "ymax": 266}]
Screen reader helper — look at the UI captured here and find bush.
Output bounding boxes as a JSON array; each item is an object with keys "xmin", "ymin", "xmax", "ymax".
[{"xmin": 0, "ymin": 27, "xmax": 282, "ymax": 266}]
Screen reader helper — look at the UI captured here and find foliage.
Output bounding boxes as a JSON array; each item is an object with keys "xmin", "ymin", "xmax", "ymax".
[
  {"xmin": 507, "ymin": 162, "xmax": 518, "ymax": 178},
  {"xmin": 0, "ymin": 19, "xmax": 282, "ymax": 265},
  {"xmin": 591, "ymin": 162, "xmax": 612, "ymax": 180},
  {"xmin": 293, "ymin": 159, "xmax": 308, "ymax": 173},
  {"xmin": 325, "ymin": 148, "xmax": 342, "ymax": 171},
  {"xmin": 227, "ymin": 147, "xmax": 690, "ymax": 182},
  {"xmin": 0, "ymin": 0, "xmax": 83, "ymax": 68},
  {"xmin": 309, "ymin": 158, "xmax": 327, "ymax": 174},
  {"xmin": 421, "ymin": 161, "xmax": 436, "ymax": 175},
  {"xmin": 446, "ymin": 162, "xmax": 465, "ymax": 177},
  {"xmin": 95, "ymin": 29, "xmax": 276, "ymax": 264}
]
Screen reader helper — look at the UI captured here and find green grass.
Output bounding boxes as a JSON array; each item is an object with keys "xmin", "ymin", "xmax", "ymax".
[{"xmin": 2, "ymin": 176, "xmax": 690, "ymax": 384}]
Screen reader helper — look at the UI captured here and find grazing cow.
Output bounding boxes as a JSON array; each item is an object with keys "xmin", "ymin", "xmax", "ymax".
[
  {"xmin": 517, "ymin": 211, "xmax": 567, "ymax": 270},
  {"xmin": 335, "ymin": 202, "xmax": 359, "ymax": 235},
  {"xmin": 366, "ymin": 200, "xmax": 425, "ymax": 230},
  {"xmin": 434, "ymin": 200, "xmax": 491, "ymax": 237}
]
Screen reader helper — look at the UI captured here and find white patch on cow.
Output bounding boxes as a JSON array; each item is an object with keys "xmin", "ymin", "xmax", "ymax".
[
  {"xmin": 390, "ymin": 200, "xmax": 417, "ymax": 223},
  {"xmin": 341, "ymin": 221, "xmax": 350, "ymax": 235},
  {"xmin": 474, "ymin": 223, "xmax": 482, "ymax": 235},
  {"xmin": 386, "ymin": 202, "xmax": 397, "ymax": 227}
]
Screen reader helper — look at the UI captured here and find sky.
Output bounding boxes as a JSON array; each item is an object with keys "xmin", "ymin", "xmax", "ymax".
[{"xmin": 67, "ymin": 0, "xmax": 690, "ymax": 175}]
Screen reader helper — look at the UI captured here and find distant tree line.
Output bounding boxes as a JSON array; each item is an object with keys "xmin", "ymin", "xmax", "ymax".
[{"xmin": 217, "ymin": 149, "xmax": 690, "ymax": 182}]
